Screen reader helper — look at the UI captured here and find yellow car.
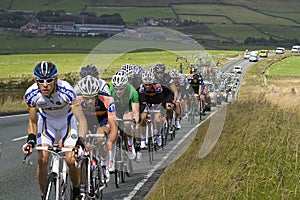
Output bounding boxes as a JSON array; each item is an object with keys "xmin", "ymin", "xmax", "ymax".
[{"xmin": 259, "ymin": 50, "xmax": 269, "ymax": 57}]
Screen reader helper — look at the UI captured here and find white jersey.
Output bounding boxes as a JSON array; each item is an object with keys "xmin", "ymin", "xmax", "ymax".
[{"xmin": 25, "ymin": 79, "xmax": 79, "ymax": 118}]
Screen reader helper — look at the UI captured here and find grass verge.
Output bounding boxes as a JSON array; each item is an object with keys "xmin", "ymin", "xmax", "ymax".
[{"xmin": 146, "ymin": 55, "xmax": 300, "ymax": 199}]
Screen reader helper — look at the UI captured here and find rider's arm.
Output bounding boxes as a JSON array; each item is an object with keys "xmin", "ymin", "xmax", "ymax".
[
  {"xmin": 170, "ymin": 83, "xmax": 178, "ymax": 102},
  {"xmin": 71, "ymin": 104, "xmax": 87, "ymax": 139},
  {"xmin": 108, "ymin": 120, "xmax": 118, "ymax": 143},
  {"xmin": 132, "ymin": 102, "xmax": 140, "ymax": 123},
  {"xmin": 27, "ymin": 107, "xmax": 38, "ymax": 136}
]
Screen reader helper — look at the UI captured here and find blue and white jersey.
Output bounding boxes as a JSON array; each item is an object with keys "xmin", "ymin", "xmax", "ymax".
[{"xmin": 25, "ymin": 79, "xmax": 79, "ymax": 118}]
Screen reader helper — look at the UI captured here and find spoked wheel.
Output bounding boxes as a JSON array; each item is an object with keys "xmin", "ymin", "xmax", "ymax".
[
  {"xmin": 148, "ymin": 136, "xmax": 154, "ymax": 164},
  {"xmin": 61, "ymin": 173, "xmax": 72, "ymax": 200},
  {"xmin": 43, "ymin": 172, "xmax": 58, "ymax": 200},
  {"xmin": 114, "ymin": 137, "xmax": 122, "ymax": 188},
  {"xmin": 93, "ymin": 165, "xmax": 103, "ymax": 200}
]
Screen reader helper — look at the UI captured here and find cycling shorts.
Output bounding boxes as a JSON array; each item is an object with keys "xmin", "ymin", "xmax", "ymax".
[{"xmin": 36, "ymin": 111, "xmax": 78, "ymax": 147}]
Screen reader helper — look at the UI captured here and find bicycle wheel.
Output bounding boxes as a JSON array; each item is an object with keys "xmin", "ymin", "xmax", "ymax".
[
  {"xmin": 93, "ymin": 165, "xmax": 103, "ymax": 200},
  {"xmin": 114, "ymin": 136, "xmax": 122, "ymax": 188},
  {"xmin": 43, "ymin": 172, "xmax": 58, "ymax": 200},
  {"xmin": 61, "ymin": 173, "xmax": 72, "ymax": 200}
]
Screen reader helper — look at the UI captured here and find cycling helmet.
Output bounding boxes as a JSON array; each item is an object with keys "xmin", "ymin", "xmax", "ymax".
[
  {"xmin": 169, "ymin": 69, "xmax": 179, "ymax": 78},
  {"xmin": 192, "ymin": 73, "xmax": 199, "ymax": 79},
  {"xmin": 112, "ymin": 71, "xmax": 128, "ymax": 87},
  {"xmin": 133, "ymin": 65, "xmax": 143, "ymax": 75},
  {"xmin": 34, "ymin": 61, "xmax": 57, "ymax": 79},
  {"xmin": 153, "ymin": 62, "xmax": 166, "ymax": 72},
  {"xmin": 79, "ymin": 65, "xmax": 99, "ymax": 78},
  {"xmin": 142, "ymin": 71, "xmax": 155, "ymax": 84},
  {"xmin": 76, "ymin": 75, "xmax": 100, "ymax": 97},
  {"xmin": 121, "ymin": 64, "xmax": 134, "ymax": 79}
]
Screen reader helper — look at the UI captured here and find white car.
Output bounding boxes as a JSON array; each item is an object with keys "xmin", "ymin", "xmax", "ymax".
[
  {"xmin": 249, "ymin": 51, "xmax": 259, "ymax": 62},
  {"xmin": 232, "ymin": 65, "xmax": 242, "ymax": 74},
  {"xmin": 244, "ymin": 52, "xmax": 250, "ymax": 59},
  {"xmin": 275, "ymin": 47, "xmax": 285, "ymax": 54},
  {"xmin": 291, "ymin": 45, "xmax": 300, "ymax": 53}
]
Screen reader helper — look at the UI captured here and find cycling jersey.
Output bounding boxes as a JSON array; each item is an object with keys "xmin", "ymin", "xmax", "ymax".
[
  {"xmin": 155, "ymin": 73, "xmax": 174, "ymax": 88},
  {"xmin": 110, "ymin": 83, "xmax": 139, "ymax": 118},
  {"xmin": 79, "ymin": 90, "xmax": 116, "ymax": 128},
  {"xmin": 137, "ymin": 83, "xmax": 174, "ymax": 113},
  {"xmin": 24, "ymin": 79, "xmax": 79, "ymax": 146}
]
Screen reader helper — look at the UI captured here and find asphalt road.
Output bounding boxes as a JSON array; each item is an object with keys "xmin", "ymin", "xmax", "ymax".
[{"xmin": 0, "ymin": 56, "xmax": 257, "ymax": 200}]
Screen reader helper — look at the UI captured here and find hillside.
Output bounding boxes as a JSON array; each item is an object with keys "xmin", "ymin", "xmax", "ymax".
[{"xmin": 0, "ymin": 0, "xmax": 300, "ymax": 52}]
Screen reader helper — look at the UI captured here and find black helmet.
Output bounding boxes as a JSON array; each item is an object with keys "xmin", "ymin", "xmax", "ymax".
[
  {"xmin": 192, "ymin": 73, "xmax": 199, "ymax": 79},
  {"xmin": 34, "ymin": 61, "xmax": 57, "ymax": 79},
  {"xmin": 79, "ymin": 65, "xmax": 99, "ymax": 78},
  {"xmin": 153, "ymin": 62, "xmax": 166, "ymax": 72}
]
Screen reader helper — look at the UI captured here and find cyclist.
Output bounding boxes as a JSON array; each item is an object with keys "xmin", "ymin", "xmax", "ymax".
[
  {"xmin": 76, "ymin": 75, "xmax": 118, "ymax": 182},
  {"xmin": 110, "ymin": 70, "xmax": 142, "ymax": 162},
  {"xmin": 132, "ymin": 65, "xmax": 144, "ymax": 89},
  {"xmin": 169, "ymin": 70, "xmax": 190, "ymax": 119},
  {"xmin": 153, "ymin": 63, "xmax": 181, "ymax": 129},
  {"xmin": 188, "ymin": 73, "xmax": 206, "ymax": 115},
  {"xmin": 22, "ymin": 61, "xmax": 88, "ymax": 200},
  {"xmin": 78, "ymin": 64, "xmax": 111, "ymax": 95},
  {"xmin": 137, "ymin": 70, "xmax": 174, "ymax": 147}
]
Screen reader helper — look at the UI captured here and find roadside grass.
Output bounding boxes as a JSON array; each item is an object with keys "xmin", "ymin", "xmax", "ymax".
[
  {"xmin": 146, "ymin": 54, "xmax": 300, "ymax": 199},
  {"xmin": 267, "ymin": 56, "xmax": 300, "ymax": 76}
]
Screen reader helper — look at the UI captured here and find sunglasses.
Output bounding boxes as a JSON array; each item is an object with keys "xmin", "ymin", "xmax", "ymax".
[
  {"xmin": 114, "ymin": 87, "xmax": 126, "ymax": 91},
  {"xmin": 156, "ymin": 72, "xmax": 164, "ymax": 74},
  {"xmin": 83, "ymin": 94, "xmax": 97, "ymax": 99},
  {"xmin": 36, "ymin": 78, "xmax": 55, "ymax": 84},
  {"xmin": 144, "ymin": 83, "xmax": 152, "ymax": 87}
]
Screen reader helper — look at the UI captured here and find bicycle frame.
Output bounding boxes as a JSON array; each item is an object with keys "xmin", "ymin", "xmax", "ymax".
[
  {"xmin": 82, "ymin": 130, "xmax": 107, "ymax": 199},
  {"xmin": 36, "ymin": 145, "xmax": 74, "ymax": 200}
]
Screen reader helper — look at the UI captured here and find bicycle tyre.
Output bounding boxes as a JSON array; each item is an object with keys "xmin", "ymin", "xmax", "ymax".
[
  {"xmin": 61, "ymin": 172, "xmax": 72, "ymax": 200},
  {"xmin": 93, "ymin": 165, "xmax": 103, "ymax": 200},
  {"xmin": 43, "ymin": 172, "xmax": 58, "ymax": 200},
  {"xmin": 114, "ymin": 136, "xmax": 122, "ymax": 188}
]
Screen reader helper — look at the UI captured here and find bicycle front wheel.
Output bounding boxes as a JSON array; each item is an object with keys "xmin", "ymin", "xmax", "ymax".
[
  {"xmin": 61, "ymin": 173, "xmax": 72, "ymax": 200},
  {"xmin": 43, "ymin": 172, "xmax": 59, "ymax": 200}
]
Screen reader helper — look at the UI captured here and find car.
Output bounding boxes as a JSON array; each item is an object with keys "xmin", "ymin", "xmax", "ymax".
[
  {"xmin": 259, "ymin": 50, "xmax": 269, "ymax": 57},
  {"xmin": 291, "ymin": 45, "xmax": 300, "ymax": 53},
  {"xmin": 232, "ymin": 65, "xmax": 242, "ymax": 74},
  {"xmin": 249, "ymin": 51, "xmax": 259, "ymax": 62},
  {"xmin": 244, "ymin": 51, "xmax": 250, "ymax": 59},
  {"xmin": 275, "ymin": 47, "xmax": 285, "ymax": 54}
]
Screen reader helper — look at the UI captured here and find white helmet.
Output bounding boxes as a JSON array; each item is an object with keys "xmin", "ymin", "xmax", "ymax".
[
  {"xmin": 121, "ymin": 64, "xmax": 134, "ymax": 79},
  {"xmin": 142, "ymin": 71, "xmax": 155, "ymax": 84},
  {"xmin": 76, "ymin": 75, "xmax": 100, "ymax": 97},
  {"xmin": 112, "ymin": 71, "xmax": 128, "ymax": 87},
  {"xmin": 169, "ymin": 69, "xmax": 179, "ymax": 78}
]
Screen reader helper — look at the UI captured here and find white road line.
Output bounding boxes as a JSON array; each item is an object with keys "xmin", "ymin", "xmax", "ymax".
[
  {"xmin": 12, "ymin": 135, "xmax": 27, "ymax": 142},
  {"xmin": 124, "ymin": 120, "xmax": 207, "ymax": 200},
  {"xmin": 0, "ymin": 113, "xmax": 28, "ymax": 119}
]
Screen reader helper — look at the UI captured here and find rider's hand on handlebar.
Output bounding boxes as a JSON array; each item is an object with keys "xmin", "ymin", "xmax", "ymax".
[{"xmin": 22, "ymin": 133, "xmax": 36, "ymax": 155}]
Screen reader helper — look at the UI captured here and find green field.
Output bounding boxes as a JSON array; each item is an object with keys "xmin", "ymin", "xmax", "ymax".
[
  {"xmin": 173, "ymin": 4, "xmax": 298, "ymax": 26},
  {"xmin": 0, "ymin": 0, "xmax": 299, "ymax": 53},
  {"xmin": 0, "ymin": 50, "xmax": 241, "ymax": 79},
  {"xmin": 84, "ymin": 6, "xmax": 175, "ymax": 22},
  {"xmin": 267, "ymin": 56, "xmax": 300, "ymax": 76}
]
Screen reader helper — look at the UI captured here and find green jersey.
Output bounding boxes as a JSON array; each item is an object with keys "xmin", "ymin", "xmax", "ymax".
[{"xmin": 110, "ymin": 83, "xmax": 139, "ymax": 117}]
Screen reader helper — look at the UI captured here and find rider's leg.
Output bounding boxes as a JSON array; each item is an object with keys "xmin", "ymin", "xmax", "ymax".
[{"xmin": 37, "ymin": 146, "xmax": 50, "ymax": 196}]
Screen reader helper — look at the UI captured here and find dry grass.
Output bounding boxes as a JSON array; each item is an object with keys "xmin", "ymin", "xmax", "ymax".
[{"xmin": 146, "ymin": 56, "xmax": 300, "ymax": 200}]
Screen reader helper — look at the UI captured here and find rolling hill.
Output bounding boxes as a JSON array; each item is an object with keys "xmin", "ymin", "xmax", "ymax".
[{"xmin": 0, "ymin": 0, "xmax": 299, "ymax": 52}]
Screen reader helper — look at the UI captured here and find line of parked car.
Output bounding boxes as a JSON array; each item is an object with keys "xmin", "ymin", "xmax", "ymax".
[{"xmin": 244, "ymin": 45, "xmax": 300, "ymax": 62}]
